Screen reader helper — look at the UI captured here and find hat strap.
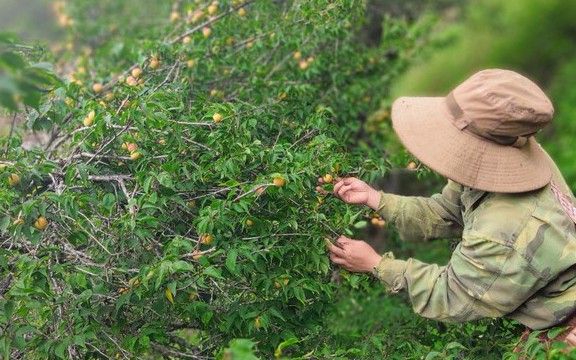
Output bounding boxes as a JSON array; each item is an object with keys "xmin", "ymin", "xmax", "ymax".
[
  {"xmin": 446, "ymin": 92, "xmax": 531, "ymax": 148},
  {"xmin": 446, "ymin": 92, "xmax": 471, "ymax": 130}
]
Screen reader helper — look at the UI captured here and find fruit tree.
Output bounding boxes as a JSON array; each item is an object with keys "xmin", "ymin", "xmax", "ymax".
[{"xmin": 0, "ymin": 0, "xmax": 434, "ymax": 358}]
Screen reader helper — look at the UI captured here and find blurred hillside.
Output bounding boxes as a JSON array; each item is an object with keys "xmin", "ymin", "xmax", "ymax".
[{"xmin": 0, "ymin": 0, "xmax": 62, "ymax": 43}]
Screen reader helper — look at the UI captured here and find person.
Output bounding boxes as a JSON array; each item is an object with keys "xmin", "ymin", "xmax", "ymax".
[{"xmin": 321, "ymin": 69, "xmax": 576, "ymax": 350}]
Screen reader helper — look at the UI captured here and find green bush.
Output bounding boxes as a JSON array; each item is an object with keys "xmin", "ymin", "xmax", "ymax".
[{"xmin": 0, "ymin": 1, "xmax": 440, "ymax": 358}]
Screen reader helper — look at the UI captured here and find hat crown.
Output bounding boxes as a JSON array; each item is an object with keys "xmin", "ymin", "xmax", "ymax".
[{"xmin": 451, "ymin": 69, "xmax": 554, "ymax": 139}]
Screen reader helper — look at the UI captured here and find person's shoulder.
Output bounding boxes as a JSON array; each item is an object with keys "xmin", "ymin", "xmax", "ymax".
[
  {"xmin": 482, "ymin": 188, "xmax": 543, "ymax": 214},
  {"xmin": 467, "ymin": 189, "xmax": 544, "ymax": 245}
]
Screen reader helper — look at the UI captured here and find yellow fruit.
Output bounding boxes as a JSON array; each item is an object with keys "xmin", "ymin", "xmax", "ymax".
[
  {"xmin": 378, "ymin": 219, "xmax": 386, "ymax": 227},
  {"xmin": 34, "ymin": 216, "xmax": 48, "ymax": 231},
  {"xmin": 274, "ymin": 280, "xmax": 281, "ymax": 289},
  {"xmin": 170, "ymin": 11, "xmax": 180, "ymax": 22},
  {"xmin": 371, "ymin": 217, "xmax": 380, "ymax": 225},
  {"xmin": 149, "ymin": 59, "xmax": 159, "ymax": 69},
  {"xmin": 158, "ymin": 138, "xmax": 166, "ymax": 145},
  {"xmin": 165, "ymin": 288, "xmax": 174, "ymax": 304},
  {"xmin": 104, "ymin": 92, "xmax": 115, "ymax": 101},
  {"xmin": 127, "ymin": 143, "xmax": 138, "ymax": 153},
  {"xmin": 226, "ymin": 37, "xmax": 234, "ymax": 46},
  {"xmin": 92, "ymin": 83, "xmax": 103, "ymax": 93},
  {"xmin": 8, "ymin": 173, "xmax": 20, "ymax": 186},
  {"xmin": 256, "ymin": 187, "xmax": 265, "ymax": 196},
  {"xmin": 191, "ymin": 10, "xmax": 203, "ymax": 23},
  {"xmin": 131, "ymin": 67, "xmax": 142, "ymax": 78},
  {"xmin": 201, "ymin": 234, "xmax": 213, "ymax": 245},
  {"xmin": 182, "ymin": 36, "xmax": 192, "ymax": 44},
  {"xmin": 283, "ymin": 278, "xmax": 289, "ymax": 285},
  {"xmin": 126, "ymin": 76, "xmax": 138, "ymax": 87},
  {"xmin": 212, "ymin": 113, "xmax": 223, "ymax": 122},
  {"xmin": 129, "ymin": 278, "xmax": 141, "ymax": 288},
  {"xmin": 12, "ymin": 218, "xmax": 24, "ymax": 226},
  {"xmin": 122, "ymin": 142, "xmax": 130, "ymax": 150},
  {"xmin": 406, "ymin": 161, "xmax": 417, "ymax": 170},
  {"xmin": 192, "ymin": 250, "xmax": 203, "ymax": 261},
  {"xmin": 254, "ymin": 316, "xmax": 262, "ymax": 329},
  {"xmin": 207, "ymin": 4, "xmax": 218, "ymax": 15},
  {"xmin": 293, "ymin": 51, "xmax": 302, "ymax": 60},
  {"xmin": 299, "ymin": 60, "xmax": 309, "ymax": 70},
  {"xmin": 119, "ymin": 287, "xmax": 129, "ymax": 295},
  {"xmin": 88, "ymin": 110, "xmax": 96, "ymax": 121},
  {"xmin": 238, "ymin": 8, "xmax": 247, "ymax": 16},
  {"xmin": 187, "ymin": 59, "xmax": 196, "ymax": 68},
  {"xmin": 246, "ymin": 41, "xmax": 253, "ymax": 48},
  {"xmin": 130, "ymin": 152, "xmax": 141, "ymax": 161},
  {"xmin": 202, "ymin": 27, "xmax": 212, "ymax": 38},
  {"xmin": 278, "ymin": 92, "xmax": 287, "ymax": 100},
  {"xmin": 145, "ymin": 270, "xmax": 155, "ymax": 280},
  {"xmin": 322, "ymin": 173, "xmax": 333, "ymax": 183},
  {"xmin": 273, "ymin": 177, "xmax": 285, "ymax": 187},
  {"xmin": 83, "ymin": 116, "xmax": 94, "ymax": 127},
  {"xmin": 246, "ymin": 219, "xmax": 254, "ymax": 227}
]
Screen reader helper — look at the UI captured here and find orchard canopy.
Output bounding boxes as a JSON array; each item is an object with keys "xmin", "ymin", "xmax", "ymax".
[{"xmin": 0, "ymin": 1, "xmax": 432, "ymax": 358}]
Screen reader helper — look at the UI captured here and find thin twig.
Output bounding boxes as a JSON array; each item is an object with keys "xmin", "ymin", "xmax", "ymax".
[{"xmin": 4, "ymin": 112, "xmax": 17, "ymax": 156}]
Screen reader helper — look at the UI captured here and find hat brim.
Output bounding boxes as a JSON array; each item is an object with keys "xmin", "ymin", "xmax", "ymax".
[{"xmin": 391, "ymin": 97, "xmax": 552, "ymax": 193}]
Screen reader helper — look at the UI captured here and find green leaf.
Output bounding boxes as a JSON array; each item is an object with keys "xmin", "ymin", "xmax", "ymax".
[
  {"xmin": 0, "ymin": 216, "xmax": 10, "ymax": 234},
  {"xmin": 425, "ymin": 351, "xmax": 443, "ymax": 360},
  {"xmin": 204, "ymin": 266, "xmax": 224, "ymax": 279},
  {"xmin": 547, "ymin": 326, "xmax": 568, "ymax": 340},
  {"xmin": 274, "ymin": 337, "xmax": 298, "ymax": 358},
  {"xmin": 3, "ymin": 300, "xmax": 15, "ymax": 321},
  {"xmin": 54, "ymin": 338, "xmax": 69, "ymax": 359},
  {"xmin": 353, "ymin": 220, "xmax": 367, "ymax": 229},
  {"xmin": 225, "ymin": 249, "xmax": 238, "ymax": 274}
]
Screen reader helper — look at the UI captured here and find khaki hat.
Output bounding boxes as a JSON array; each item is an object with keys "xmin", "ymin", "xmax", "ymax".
[{"xmin": 391, "ymin": 69, "xmax": 554, "ymax": 193}]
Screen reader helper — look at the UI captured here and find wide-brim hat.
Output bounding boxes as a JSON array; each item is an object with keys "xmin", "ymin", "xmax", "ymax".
[{"xmin": 391, "ymin": 69, "xmax": 554, "ymax": 193}]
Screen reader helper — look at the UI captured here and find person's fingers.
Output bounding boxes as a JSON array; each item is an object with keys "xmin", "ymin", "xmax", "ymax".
[
  {"xmin": 329, "ymin": 243, "xmax": 347, "ymax": 257},
  {"xmin": 315, "ymin": 186, "xmax": 328, "ymax": 195},
  {"xmin": 336, "ymin": 184, "xmax": 352, "ymax": 199},
  {"xmin": 341, "ymin": 177, "xmax": 356, "ymax": 185},
  {"xmin": 333, "ymin": 180, "xmax": 344, "ymax": 195},
  {"xmin": 337, "ymin": 236, "xmax": 353, "ymax": 245},
  {"xmin": 330, "ymin": 253, "xmax": 347, "ymax": 265}
]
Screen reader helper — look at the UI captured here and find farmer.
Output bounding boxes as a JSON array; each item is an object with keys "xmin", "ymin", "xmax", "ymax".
[{"xmin": 322, "ymin": 69, "xmax": 576, "ymax": 348}]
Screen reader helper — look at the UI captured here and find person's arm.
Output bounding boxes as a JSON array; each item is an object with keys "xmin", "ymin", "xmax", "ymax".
[
  {"xmin": 372, "ymin": 234, "xmax": 547, "ymax": 323},
  {"xmin": 377, "ymin": 180, "xmax": 464, "ymax": 242}
]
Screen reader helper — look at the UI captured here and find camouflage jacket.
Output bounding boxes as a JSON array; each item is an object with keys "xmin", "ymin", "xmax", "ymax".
[{"xmin": 373, "ymin": 159, "xmax": 576, "ymax": 330}]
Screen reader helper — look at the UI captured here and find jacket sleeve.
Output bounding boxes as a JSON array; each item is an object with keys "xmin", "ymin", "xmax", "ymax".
[
  {"xmin": 372, "ymin": 235, "xmax": 547, "ymax": 323},
  {"xmin": 377, "ymin": 180, "xmax": 464, "ymax": 241}
]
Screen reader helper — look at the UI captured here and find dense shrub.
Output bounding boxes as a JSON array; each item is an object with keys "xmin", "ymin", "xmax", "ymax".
[{"xmin": 0, "ymin": 1, "xmax": 438, "ymax": 358}]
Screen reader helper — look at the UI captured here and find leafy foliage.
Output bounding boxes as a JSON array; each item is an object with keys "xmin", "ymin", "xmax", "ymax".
[{"xmin": 0, "ymin": 1, "xmax": 437, "ymax": 358}]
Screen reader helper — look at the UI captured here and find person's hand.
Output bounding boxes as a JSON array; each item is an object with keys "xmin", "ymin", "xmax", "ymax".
[
  {"xmin": 317, "ymin": 177, "xmax": 380, "ymax": 210},
  {"xmin": 327, "ymin": 236, "xmax": 382, "ymax": 273}
]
